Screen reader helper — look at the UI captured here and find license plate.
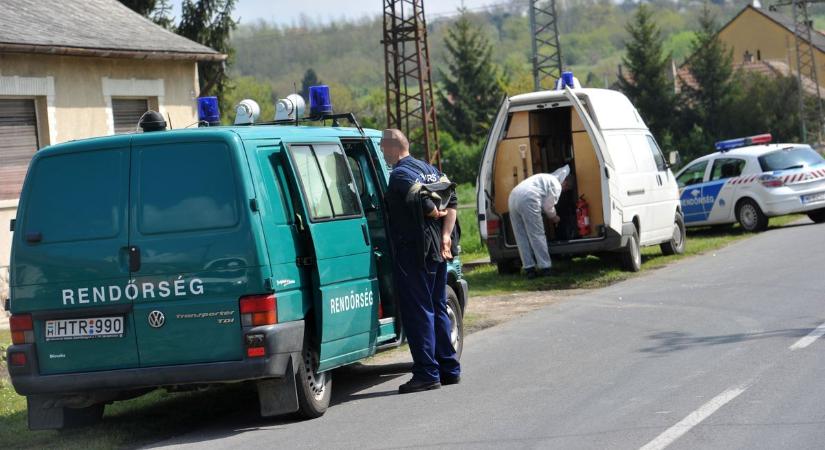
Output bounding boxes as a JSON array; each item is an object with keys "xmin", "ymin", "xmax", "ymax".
[
  {"xmin": 45, "ymin": 316, "xmax": 124, "ymax": 341},
  {"xmin": 801, "ymin": 191, "xmax": 825, "ymax": 204}
]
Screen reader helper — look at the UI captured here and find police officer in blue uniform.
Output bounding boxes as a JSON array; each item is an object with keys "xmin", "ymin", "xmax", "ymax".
[{"xmin": 380, "ymin": 128, "xmax": 461, "ymax": 394}]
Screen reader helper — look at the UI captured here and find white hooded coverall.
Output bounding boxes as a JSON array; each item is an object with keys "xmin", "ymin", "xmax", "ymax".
[{"xmin": 507, "ymin": 165, "xmax": 570, "ymax": 270}]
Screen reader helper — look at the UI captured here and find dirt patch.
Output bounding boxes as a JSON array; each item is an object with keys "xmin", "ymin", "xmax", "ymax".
[{"xmin": 464, "ymin": 289, "xmax": 586, "ymax": 334}]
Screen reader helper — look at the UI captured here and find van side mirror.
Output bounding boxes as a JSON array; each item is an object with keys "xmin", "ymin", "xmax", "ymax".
[{"xmin": 668, "ymin": 151, "xmax": 681, "ymax": 167}]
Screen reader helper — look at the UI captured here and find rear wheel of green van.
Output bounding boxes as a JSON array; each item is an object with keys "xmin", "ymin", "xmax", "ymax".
[{"xmin": 295, "ymin": 336, "xmax": 331, "ymax": 419}]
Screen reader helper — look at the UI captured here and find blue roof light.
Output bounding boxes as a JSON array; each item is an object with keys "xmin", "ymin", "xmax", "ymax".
[
  {"xmin": 197, "ymin": 96, "xmax": 220, "ymax": 126},
  {"xmin": 308, "ymin": 85, "xmax": 333, "ymax": 117}
]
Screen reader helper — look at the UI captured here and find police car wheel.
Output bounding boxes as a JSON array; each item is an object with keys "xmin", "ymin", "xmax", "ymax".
[
  {"xmin": 808, "ymin": 208, "xmax": 825, "ymax": 224},
  {"xmin": 295, "ymin": 338, "xmax": 331, "ymax": 419},
  {"xmin": 446, "ymin": 285, "xmax": 464, "ymax": 360},
  {"xmin": 660, "ymin": 213, "xmax": 686, "ymax": 256},
  {"xmin": 737, "ymin": 199, "xmax": 768, "ymax": 232},
  {"xmin": 621, "ymin": 229, "xmax": 642, "ymax": 272}
]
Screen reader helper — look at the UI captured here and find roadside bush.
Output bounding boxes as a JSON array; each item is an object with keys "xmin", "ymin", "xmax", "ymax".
[{"xmin": 440, "ymin": 132, "xmax": 483, "ymax": 184}]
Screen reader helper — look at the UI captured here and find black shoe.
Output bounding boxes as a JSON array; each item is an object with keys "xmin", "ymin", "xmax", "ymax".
[
  {"xmin": 398, "ymin": 379, "xmax": 441, "ymax": 394},
  {"xmin": 440, "ymin": 374, "xmax": 461, "ymax": 385},
  {"xmin": 539, "ymin": 268, "xmax": 552, "ymax": 277},
  {"xmin": 525, "ymin": 268, "xmax": 538, "ymax": 279}
]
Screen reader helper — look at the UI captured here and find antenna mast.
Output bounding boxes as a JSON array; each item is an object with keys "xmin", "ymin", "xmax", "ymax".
[
  {"xmin": 382, "ymin": 0, "xmax": 441, "ymax": 167},
  {"xmin": 530, "ymin": 0, "xmax": 564, "ymax": 91}
]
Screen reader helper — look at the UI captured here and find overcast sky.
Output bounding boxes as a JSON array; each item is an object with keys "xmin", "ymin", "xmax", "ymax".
[{"xmin": 171, "ymin": 0, "xmax": 505, "ymax": 26}]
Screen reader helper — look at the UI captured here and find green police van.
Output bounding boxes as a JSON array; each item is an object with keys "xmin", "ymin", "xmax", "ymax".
[{"xmin": 5, "ymin": 93, "xmax": 468, "ymax": 430}]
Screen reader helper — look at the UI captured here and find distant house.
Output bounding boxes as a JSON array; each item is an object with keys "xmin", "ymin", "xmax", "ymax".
[
  {"xmin": 675, "ymin": 4, "xmax": 825, "ymax": 96},
  {"xmin": 0, "ymin": 0, "xmax": 225, "ymax": 275}
]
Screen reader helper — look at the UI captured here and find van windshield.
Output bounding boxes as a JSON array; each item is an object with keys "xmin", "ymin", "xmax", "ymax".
[{"xmin": 758, "ymin": 146, "xmax": 824, "ymax": 171}]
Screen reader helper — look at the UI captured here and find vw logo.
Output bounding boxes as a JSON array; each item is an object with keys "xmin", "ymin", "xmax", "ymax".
[{"xmin": 148, "ymin": 310, "xmax": 165, "ymax": 328}]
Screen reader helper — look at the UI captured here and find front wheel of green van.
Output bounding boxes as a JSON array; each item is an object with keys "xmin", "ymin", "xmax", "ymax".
[
  {"xmin": 295, "ymin": 338, "xmax": 331, "ymax": 419},
  {"xmin": 446, "ymin": 285, "xmax": 464, "ymax": 360}
]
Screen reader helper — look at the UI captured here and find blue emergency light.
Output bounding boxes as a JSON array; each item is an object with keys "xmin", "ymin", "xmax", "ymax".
[
  {"xmin": 554, "ymin": 71, "xmax": 576, "ymax": 90},
  {"xmin": 715, "ymin": 133, "xmax": 772, "ymax": 152},
  {"xmin": 197, "ymin": 96, "xmax": 221, "ymax": 126},
  {"xmin": 308, "ymin": 85, "xmax": 333, "ymax": 117}
]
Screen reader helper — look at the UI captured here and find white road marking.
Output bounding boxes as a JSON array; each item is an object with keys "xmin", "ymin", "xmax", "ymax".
[
  {"xmin": 789, "ymin": 322, "xmax": 825, "ymax": 351},
  {"xmin": 639, "ymin": 386, "xmax": 748, "ymax": 450}
]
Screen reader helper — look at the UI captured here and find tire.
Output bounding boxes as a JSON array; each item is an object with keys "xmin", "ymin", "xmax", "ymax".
[
  {"xmin": 496, "ymin": 258, "xmax": 521, "ymax": 275},
  {"xmin": 620, "ymin": 228, "xmax": 642, "ymax": 272},
  {"xmin": 736, "ymin": 198, "xmax": 769, "ymax": 232},
  {"xmin": 445, "ymin": 285, "xmax": 464, "ymax": 360},
  {"xmin": 660, "ymin": 212, "xmax": 686, "ymax": 256},
  {"xmin": 808, "ymin": 208, "xmax": 825, "ymax": 223},
  {"xmin": 294, "ymin": 333, "xmax": 331, "ymax": 419}
]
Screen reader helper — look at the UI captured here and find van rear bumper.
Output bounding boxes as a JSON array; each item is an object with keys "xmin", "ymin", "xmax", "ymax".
[
  {"xmin": 487, "ymin": 225, "xmax": 629, "ymax": 263},
  {"xmin": 8, "ymin": 320, "xmax": 305, "ymax": 396}
]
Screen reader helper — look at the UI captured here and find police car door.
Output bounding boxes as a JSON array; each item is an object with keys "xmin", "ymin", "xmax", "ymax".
[
  {"xmin": 284, "ymin": 142, "xmax": 378, "ymax": 371},
  {"xmin": 704, "ymin": 157, "xmax": 746, "ymax": 224},
  {"xmin": 677, "ymin": 160, "xmax": 711, "ymax": 224}
]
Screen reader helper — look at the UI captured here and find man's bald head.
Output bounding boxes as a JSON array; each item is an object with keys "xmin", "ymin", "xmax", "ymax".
[{"xmin": 380, "ymin": 128, "xmax": 410, "ymax": 165}]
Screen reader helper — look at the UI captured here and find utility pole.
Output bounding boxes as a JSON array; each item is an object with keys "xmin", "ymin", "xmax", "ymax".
[
  {"xmin": 382, "ymin": 0, "xmax": 440, "ymax": 167},
  {"xmin": 529, "ymin": 0, "xmax": 563, "ymax": 91},
  {"xmin": 771, "ymin": 0, "xmax": 824, "ymax": 144}
]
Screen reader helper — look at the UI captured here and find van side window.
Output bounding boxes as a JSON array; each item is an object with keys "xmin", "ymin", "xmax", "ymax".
[
  {"xmin": 676, "ymin": 161, "xmax": 708, "ymax": 188},
  {"xmin": 138, "ymin": 143, "xmax": 239, "ymax": 234},
  {"xmin": 709, "ymin": 158, "xmax": 746, "ymax": 181},
  {"xmin": 645, "ymin": 136, "xmax": 667, "ymax": 172},
  {"xmin": 25, "ymin": 150, "xmax": 126, "ymax": 243},
  {"xmin": 290, "ymin": 144, "xmax": 361, "ymax": 220}
]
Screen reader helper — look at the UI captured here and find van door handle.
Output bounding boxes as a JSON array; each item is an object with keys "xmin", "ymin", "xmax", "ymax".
[
  {"xmin": 361, "ymin": 223, "xmax": 370, "ymax": 246},
  {"xmin": 656, "ymin": 174, "xmax": 663, "ymax": 186},
  {"xmin": 128, "ymin": 246, "xmax": 141, "ymax": 272},
  {"xmin": 627, "ymin": 189, "xmax": 645, "ymax": 196}
]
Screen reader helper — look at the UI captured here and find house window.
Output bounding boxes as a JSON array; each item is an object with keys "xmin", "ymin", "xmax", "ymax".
[
  {"xmin": 0, "ymin": 98, "xmax": 39, "ymax": 200},
  {"xmin": 112, "ymin": 98, "xmax": 149, "ymax": 134}
]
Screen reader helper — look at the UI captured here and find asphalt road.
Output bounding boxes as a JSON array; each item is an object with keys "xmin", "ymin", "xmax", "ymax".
[{"xmin": 151, "ymin": 219, "xmax": 825, "ymax": 450}]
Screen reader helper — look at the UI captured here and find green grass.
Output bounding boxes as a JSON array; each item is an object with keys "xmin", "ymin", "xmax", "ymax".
[
  {"xmin": 465, "ymin": 215, "xmax": 804, "ymax": 297},
  {"xmin": 455, "ymin": 183, "xmax": 486, "ymax": 261}
]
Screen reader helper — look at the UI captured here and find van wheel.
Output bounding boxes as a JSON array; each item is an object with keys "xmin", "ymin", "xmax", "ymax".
[
  {"xmin": 496, "ymin": 259, "xmax": 521, "ymax": 275},
  {"xmin": 660, "ymin": 212, "xmax": 686, "ymax": 255},
  {"xmin": 295, "ymin": 335, "xmax": 331, "ymax": 419},
  {"xmin": 808, "ymin": 208, "xmax": 825, "ymax": 223},
  {"xmin": 445, "ymin": 285, "xmax": 464, "ymax": 360},
  {"xmin": 620, "ymin": 228, "xmax": 642, "ymax": 272},
  {"xmin": 737, "ymin": 198, "xmax": 768, "ymax": 232}
]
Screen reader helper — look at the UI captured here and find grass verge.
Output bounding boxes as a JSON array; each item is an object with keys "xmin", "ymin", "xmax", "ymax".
[{"xmin": 464, "ymin": 215, "xmax": 804, "ymax": 297}]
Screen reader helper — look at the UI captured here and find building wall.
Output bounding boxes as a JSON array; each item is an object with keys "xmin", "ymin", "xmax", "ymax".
[
  {"xmin": 0, "ymin": 53, "xmax": 200, "ymax": 282},
  {"xmin": 719, "ymin": 7, "xmax": 825, "ymax": 87}
]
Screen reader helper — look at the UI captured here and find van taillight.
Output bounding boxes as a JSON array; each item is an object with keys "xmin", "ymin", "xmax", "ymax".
[
  {"xmin": 10, "ymin": 352, "xmax": 27, "ymax": 366},
  {"xmin": 10, "ymin": 314, "xmax": 34, "ymax": 345},
  {"xmin": 486, "ymin": 219, "xmax": 501, "ymax": 236},
  {"xmin": 240, "ymin": 294, "xmax": 277, "ymax": 326}
]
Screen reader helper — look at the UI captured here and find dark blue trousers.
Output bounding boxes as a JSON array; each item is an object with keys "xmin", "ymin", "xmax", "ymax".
[{"xmin": 394, "ymin": 251, "xmax": 461, "ymax": 382}]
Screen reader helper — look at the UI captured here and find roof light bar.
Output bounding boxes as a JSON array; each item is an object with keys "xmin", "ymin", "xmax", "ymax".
[{"xmin": 715, "ymin": 133, "xmax": 772, "ymax": 152}]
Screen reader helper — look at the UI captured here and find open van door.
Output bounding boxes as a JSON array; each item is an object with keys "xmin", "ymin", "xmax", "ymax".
[
  {"xmin": 478, "ymin": 96, "xmax": 510, "ymax": 241},
  {"xmin": 563, "ymin": 87, "xmax": 612, "ymax": 224},
  {"xmin": 282, "ymin": 142, "xmax": 379, "ymax": 372}
]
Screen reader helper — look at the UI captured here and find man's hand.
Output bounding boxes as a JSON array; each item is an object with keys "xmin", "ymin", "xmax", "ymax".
[
  {"xmin": 441, "ymin": 233, "xmax": 453, "ymax": 260},
  {"xmin": 428, "ymin": 208, "xmax": 448, "ymax": 219},
  {"xmin": 550, "ymin": 215, "xmax": 561, "ymax": 224}
]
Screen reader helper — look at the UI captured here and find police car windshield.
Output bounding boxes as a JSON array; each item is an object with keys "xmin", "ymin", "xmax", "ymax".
[{"xmin": 758, "ymin": 146, "xmax": 824, "ymax": 172}]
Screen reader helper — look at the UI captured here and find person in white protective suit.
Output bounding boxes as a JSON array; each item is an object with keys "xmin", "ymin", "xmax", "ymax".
[{"xmin": 507, "ymin": 165, "xmax": 571, "ymax": 279}]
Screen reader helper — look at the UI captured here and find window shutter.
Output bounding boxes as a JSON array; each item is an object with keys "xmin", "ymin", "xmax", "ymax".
[
  {"xmin": 0, "ymin": 99, "xmax": 39, "ymax": 200},
  {"xmin": 112, "ymin": 98, "xmax": 149, "ymax": 134}
]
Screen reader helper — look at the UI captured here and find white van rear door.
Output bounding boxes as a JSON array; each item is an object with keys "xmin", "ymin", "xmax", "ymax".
[
  {"xmin": 563, "ymin": 87, "xmax": 612, "ymax": 227},
  {"xmin": 477, "ymin": 96, "xmax": 510, "ymax": 240}
]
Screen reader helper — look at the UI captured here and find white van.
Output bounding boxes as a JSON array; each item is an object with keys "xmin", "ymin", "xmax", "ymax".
[{"xmin": 476, "ymin": 87, "xmax": 685, "ymax": 273}]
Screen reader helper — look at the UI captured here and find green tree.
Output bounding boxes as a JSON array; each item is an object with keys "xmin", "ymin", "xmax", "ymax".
[
  {"xmin": 437, "ymin": 11, "xmax": 503, "ymax": 143},
  {"xmin": 679, "ymin": 3, "xmax": 734, "ymax": 153},
  {"xmin": 177, "ymin": 0, "xmax": 238, "ymax": 110},
  {"xmin": 617, "ymin": 4, "xmax": 676, "ymax": 139},
  {"xmin": 301, "ymin": 69, "xmax": 321, "ymax": 100},
  {"xmin": 118, "ymin": 0, "xmax": 173, "ymax": 28}
]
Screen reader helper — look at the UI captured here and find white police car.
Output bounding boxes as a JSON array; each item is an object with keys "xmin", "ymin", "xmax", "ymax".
[{"xmin": 675, "ymin": 133, "xmax": 825, "ymax": 231}]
